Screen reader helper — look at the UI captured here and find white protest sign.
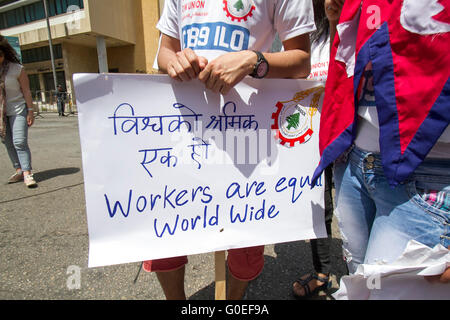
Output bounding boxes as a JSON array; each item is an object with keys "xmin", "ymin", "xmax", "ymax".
[{"xmin": 74, "ymin": 74, "xmax": 326, "ymax": 268}]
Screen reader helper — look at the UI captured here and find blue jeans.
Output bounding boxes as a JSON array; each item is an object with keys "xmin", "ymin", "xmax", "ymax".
[
  {"xmin": 2, "ymin": 107, "xmax": 32, "ymax": 172},
  {"xmin": 334, "ymin": 145, "xmax": 450, "ymax": 274},
  {"xmin": 57, "ymin": 99, "xmax": 65, "ymax": 115}
]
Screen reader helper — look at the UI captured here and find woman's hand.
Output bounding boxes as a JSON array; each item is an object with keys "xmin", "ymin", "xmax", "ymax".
[
  {"xmin": 425, "ymin": 246, "xmax": 450, "ymax": 284},
  {"xmin": 27, "ymin": 109, "xmax": 34, "ymax": 127},
  {"xmin": 19, "ymin": 68, "xmax": 34, "ymax": 127}
]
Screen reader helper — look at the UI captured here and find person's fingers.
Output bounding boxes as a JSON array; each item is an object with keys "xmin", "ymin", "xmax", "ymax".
[
  {"xmin": 171, "ymin": 60, "xmax": 191, "ymax": 82},
  {"xmin": 166, "ymin": 61, "xmax": 182, "ymax": 81},
  {"xmin": 425, "ymin": 275, "xmax": 440, "ymax": 283},
  {"xmin": 425, "ymin": 272, "xmax": 450, "ymax": 284},
  {"xmin": 425, "ymin": 246, "xmax": 450, "ymax": 284},
  {"xmin": 439, "ymin": 271, "xmax": 450, "ymax": 283},
  {"xmin": 198, "ymin": 65, "xmax": 211, "ymax": 83},
  {"xmin": 176, "ymin": 51, "xmax": 196, "ymax": 79},
  {"xmin": 198, "ymin": 56, "xmax": 209, "ymax": 71},
  {"xmin": 205, "ymin": 72, "xmax": 218, "ymax": 91},
  {"xmin": 439, "ymin": 247, "xmax": 450, "ymax": 283},
  {"xmin": 183, "ymin": 49, "xmax": 202, "ymax": 75},
  {"xmin": 220, "ymin": 84, "xmax": 232, "ymax": 95},
  {"xmin": 211, "ymin": 78, "xmax": 223, "ymax": 93}
]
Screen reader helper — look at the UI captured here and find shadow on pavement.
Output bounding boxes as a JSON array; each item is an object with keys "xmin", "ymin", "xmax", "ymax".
[
  {"xmin": 34, "ymin": 167, "xmax": 80, "ymax": 183},
  {"xmin": 189, "ymin": 283, "xmax": 215, "ymax": 300},
  {"xmin": 188, "ymin": 238, "xmax": 347, "ymax": 300}
]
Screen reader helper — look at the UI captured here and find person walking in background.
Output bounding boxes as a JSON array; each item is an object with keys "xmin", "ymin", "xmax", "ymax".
[
  {"xmin": 56, "ymin": 84, "xmax": 66, "ymax": 117},
  {"xmin": 292, "ymin": 0, "xmax": 345, "ymax": 299},
  {"xmin": 0, "ymin": 36, "xmax": 37, "ymax": 188}
]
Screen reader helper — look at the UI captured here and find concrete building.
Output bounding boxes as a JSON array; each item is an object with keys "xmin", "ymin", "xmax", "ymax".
[{"xmin": 0, "ymin": 0, "xmax": 164, "ymax": 110}]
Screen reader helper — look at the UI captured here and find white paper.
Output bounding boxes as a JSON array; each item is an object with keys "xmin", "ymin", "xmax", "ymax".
[
  {"xmin": 74, "ymin": 74, "xmax": 327, "ymax": 268},
  {"xmin": 333, "ymin": 240, "xmax": 450, "ymax": 300}
]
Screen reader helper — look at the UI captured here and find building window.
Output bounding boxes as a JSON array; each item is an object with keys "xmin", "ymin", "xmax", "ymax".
[
  {"xmin": 22, "ymin": 44, "xmax": 63, "ymax": 64},
  {"xmin": 0, "ymin": 1, "xmax": 20, "ymax": 7},
  {"xmin": 43, "ymin": 70, "xmax": 65, "ymax": 91},
  {"xmin": 28, "ymin": 73, "xmax": 41, "ymax": 95},
  {"xmin": 0, "ymin": 0, "xmax": 84, "ymax": 29}
]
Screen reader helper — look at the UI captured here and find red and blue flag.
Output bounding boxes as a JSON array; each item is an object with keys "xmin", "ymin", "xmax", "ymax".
[{"xmin": 312, "ymin": 0, "xmax": 450, "ymax": 187}]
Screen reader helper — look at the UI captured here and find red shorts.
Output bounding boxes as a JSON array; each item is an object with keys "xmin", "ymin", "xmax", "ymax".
[{"xmin": 142, "ymin": 245, "xmax": 264, "ymax": 281}]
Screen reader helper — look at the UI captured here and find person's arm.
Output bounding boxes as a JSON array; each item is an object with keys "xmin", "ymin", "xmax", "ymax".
[
  {"xmin": 198, "ymin": 33, "xmax": 311, "ymax": 95},
  {"xmin": 157, "ymin": 33, "xmax": 208, "ymax": 81},
  {"xmin": 266, "ymin": 34, "xmax": 312, "ymax": 79},
  {"xmin": 18, "ymin": 68, "xmax": 34, "ymax": 127}
]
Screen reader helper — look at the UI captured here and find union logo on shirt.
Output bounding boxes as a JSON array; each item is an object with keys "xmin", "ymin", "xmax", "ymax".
[
  {"xmin": 223, "ymin": 0, "xmax": 255, "ymax": 22},
  {"xmin": 181, "ymin": 0, "xmax": 209, "ymax": 21},
  {"xmin": 182, "ymin": 0, "xmax": 207, "ymax": 13}
]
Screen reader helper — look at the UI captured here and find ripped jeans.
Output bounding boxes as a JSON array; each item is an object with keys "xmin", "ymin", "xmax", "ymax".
[
  {"xmin": 333, "ymin": 145, "xmax": 450, "ymax": 274},
  {"xmin": 3, "ymin": 107, "xmax": 32, "ymax": 172}
]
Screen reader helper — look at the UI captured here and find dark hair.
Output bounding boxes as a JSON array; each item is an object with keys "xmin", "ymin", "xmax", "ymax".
[
  {"xmin": 310, "ymin": 0, "xmax": 330, "ymax": 45},
  {"xmin": 0, "ymin": 35, "xmax": 21, "ymax": 64}
]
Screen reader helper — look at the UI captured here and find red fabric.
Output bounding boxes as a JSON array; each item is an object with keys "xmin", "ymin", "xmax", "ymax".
[
  {"xmin": 318, "ymin": 0, "xmax": 361, "ymax": 156},
  {"xmin": 378, "ymin": 1, "xmax": 450, "ymax": 153},
  {"xmin": 143, "ymin": 245, "xmax": 264, "ymax": 281},
  {"xmin": 226, "ymin": 246, "xmax": 265, "ymax": 281},
  {"xmin": 143, "ymin": 255, "xmax": 188, "ymax": 273},
  {"xmin": 314, "ymin": 0, "xmax": 450, "ymax": 187}
]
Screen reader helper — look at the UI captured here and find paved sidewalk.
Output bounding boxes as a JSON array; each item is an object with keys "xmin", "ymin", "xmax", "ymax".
[{"xmin": 0, "ymin": 113, "xmax": 347, "ymax": 300}]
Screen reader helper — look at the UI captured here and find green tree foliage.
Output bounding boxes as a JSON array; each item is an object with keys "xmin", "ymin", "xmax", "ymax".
[
  {"xmin": 286, "ymin": 113, "xmax": 300, "ymax": 130},
  {"xmin": 234, "ymin": 0, "xmax": 244, "ymax": 11}
]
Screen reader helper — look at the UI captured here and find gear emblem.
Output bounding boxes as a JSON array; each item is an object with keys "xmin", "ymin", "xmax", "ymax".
[
  {"xmin": 271, "ymin": 87, "xmax": 324, "ymax": 148},
  {"xmin": 223, "ymin": 0, "xmax": 255, "ymax": 22}
]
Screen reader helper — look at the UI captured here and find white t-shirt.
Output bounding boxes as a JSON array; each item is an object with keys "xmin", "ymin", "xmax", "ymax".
[
  {"xmin": 5, "ymin": 63, "xmax": 26, "ymax": 116},
  {"xmin": 307, "ymin": 34, "xmax": 330, "ymax": 82},
  {"xmin": 157, "ymin": 0, "xmax": 315, "ymax": 62},
  {"xmin": 354, "ymin": 62, "xmax": 450, "ymax": 159}
]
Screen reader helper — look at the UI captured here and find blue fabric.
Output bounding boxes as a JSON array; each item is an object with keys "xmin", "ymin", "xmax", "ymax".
[
  {"xmin": 333, "ymin": 145, "xmax": 450, "ymax": 273},
  {"xmin": 2, "ymin": 107, "xmax": 32, "ymax": 172},
  {"xmin": 313, "ymin": 22, "xmax": 450, "ymax": 188}
]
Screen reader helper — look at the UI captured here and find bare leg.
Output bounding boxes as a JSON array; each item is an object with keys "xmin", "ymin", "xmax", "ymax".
[
  {"xmin": 155, "ymin": 266, "xmax": 186, "ymax": 300},
  {"xmin": 227, "ymin": 274, "xmax": 248, "ymax": 300}
]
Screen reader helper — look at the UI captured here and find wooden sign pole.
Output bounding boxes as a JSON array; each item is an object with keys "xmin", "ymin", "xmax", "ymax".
[{"xmin": 214, "ymin": 251, "xmax": 226, "ymax": 300}]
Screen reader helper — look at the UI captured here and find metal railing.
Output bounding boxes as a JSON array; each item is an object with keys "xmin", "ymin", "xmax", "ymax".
[{"xmin": 32, "ymin": 90, "xmax": 77, "ymax": 114}]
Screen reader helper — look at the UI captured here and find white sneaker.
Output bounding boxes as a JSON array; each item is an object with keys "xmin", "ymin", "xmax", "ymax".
[
  {"xmin": 24, "ymin": 174, "xmax": 37, "ymax": 188},
  {"xmin": 8, "ymin": 171, "xmax": 23, "ymax": 183}
]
